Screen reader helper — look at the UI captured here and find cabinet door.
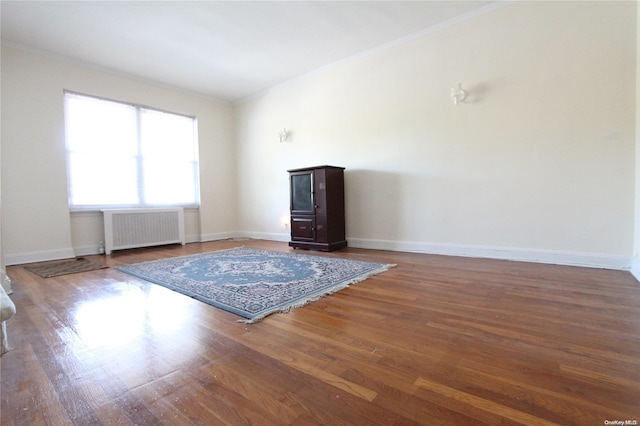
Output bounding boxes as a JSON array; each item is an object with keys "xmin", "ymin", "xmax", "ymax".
[
  {"xmin": 290, "ymin": 171, "xmax": 314, "ymax": 214},
  {"xmin": 291, "ymin": 216, "xmax": 315, "ymax": 241}
]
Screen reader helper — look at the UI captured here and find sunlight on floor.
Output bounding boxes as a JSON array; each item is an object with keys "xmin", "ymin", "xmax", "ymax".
[{"xmin": 74, "ymin": 285, "xmax": 191, "ymax": 349}]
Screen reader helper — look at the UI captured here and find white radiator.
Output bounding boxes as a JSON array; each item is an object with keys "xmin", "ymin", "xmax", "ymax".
[{"xmin": 103, "ymin": 208, "xmax": 185, "ymax": 255}]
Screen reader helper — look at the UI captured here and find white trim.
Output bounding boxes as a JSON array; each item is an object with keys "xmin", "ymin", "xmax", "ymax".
[
  {"xmin": 9, "ymin": 235, "xmax": 635, "ymax": 275},
  {"xmin": 73, "ymin": 244, "xmax": 102, "ymax": 257},
  {"xmin": 628, "ymin": 256, "xmax": 640, "ymax": 281},
  {"xmin": 64, "ymin": 89, "xmax": 196, "ymax": 120},
  {"xmin": 5, "ymin": 248, "xmax": 76, "ymax": 266},
  {"xmin": 199, "ymin": 231, "xmax": 242, "ymax": 242},
  {"xmin": 162, "ymin": 231, "xmax": 288, "ymax": 244},
  {"xmin": 73, "ymin": 232, "xmax": 201, "ymax": 257},
  {"xmin": 185, "ymin": 234, "xmax": 201, "ymax": 244},
  {"xmin": 237, "ymin": 231, "xmax": 290, "ymax": 243},
  {"xmin": 348, "ymin": 238, "xmax": 631, "ymax": 270},
  {"xmin": 217, "ymin": 232, "xmax": 632, "ymax": 271}
]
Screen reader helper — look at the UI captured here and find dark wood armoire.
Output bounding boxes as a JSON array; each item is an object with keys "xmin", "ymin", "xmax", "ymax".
[{"xmin": 288, "ymin": 165, "xmax": 347, "ymax": 251}]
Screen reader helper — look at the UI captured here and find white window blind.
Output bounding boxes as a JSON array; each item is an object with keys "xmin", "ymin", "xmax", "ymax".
[{"xmin": 64, "ymin": 92, "xmax": 199, "ymax": 209}]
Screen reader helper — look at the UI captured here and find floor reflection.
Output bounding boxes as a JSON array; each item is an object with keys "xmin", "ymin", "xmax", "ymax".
[{"xmin": 74, "ymin": 284, "xmax": 191, "ymax": 350}]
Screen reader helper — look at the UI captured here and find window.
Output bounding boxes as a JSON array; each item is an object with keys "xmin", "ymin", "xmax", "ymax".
[{"xmin": 64, "ymin": 91, "xmax": 199, "ymax": 210}]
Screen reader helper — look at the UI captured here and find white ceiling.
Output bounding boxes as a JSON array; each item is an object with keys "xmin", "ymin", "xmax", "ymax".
[{"xmin": 1, "ymin": 1, "xmax": 499, "ymax": 103}]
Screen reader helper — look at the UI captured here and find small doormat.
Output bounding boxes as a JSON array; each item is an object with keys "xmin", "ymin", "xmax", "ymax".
[{"xmin": 25, "ymin": 257, "xmax": 108, "ymax": 278}]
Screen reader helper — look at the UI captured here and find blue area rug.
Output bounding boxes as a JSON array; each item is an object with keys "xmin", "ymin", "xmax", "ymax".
[{"xmin": 116, "ymin": 247, "xmax": 395, "ymax": 322}]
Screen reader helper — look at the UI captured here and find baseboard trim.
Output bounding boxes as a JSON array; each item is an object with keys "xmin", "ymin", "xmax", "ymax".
[
  {"xmin": 73, "ymin": 232, "xmax": 202, "ymax": 257},
  {"xmin": 200, "ymin": 231, "xmax": 242, "ymax": 242},
  {"xmin": 9, "ymin": 235, "xmax": 633, "ymax": 273},
  {"xmin": 238, "ymin": 231, "xmax": 289, "ymax": 242},
  {"xmin": 225, "ymin": 233, "xmax": 631, "ymax": 270},
  {"xmin": 5, "ymin": 248, "xmax": 77, "ymax": 266},
  {"xmin": 73, "ymin": 245, "xmax": 102, "ymax": 257},
  {"xmin": 628, "ymin": 256, "xmax": 640, "ymax": 281},
  {"xmin": 347, "ymin": 238, "xmax": 631, "ymax": 271}
]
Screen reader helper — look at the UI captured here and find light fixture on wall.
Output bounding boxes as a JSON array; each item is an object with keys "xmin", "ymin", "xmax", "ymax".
[
  {"xmin": 279, "ymin": 128, "xmax": 289, "ymax": 143},
  {"xmin": 451, "ymin": 84, "xmax": 467, "ymax": 105}
]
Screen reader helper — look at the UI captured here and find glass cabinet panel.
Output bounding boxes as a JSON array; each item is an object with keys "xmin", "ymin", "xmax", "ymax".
[{"xmin": 291, "ymin": 173, "xmax": 313, "ymax": 212}]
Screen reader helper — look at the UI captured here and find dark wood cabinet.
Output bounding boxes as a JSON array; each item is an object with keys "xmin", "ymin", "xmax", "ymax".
[{"xmin": 288, "ymin": 165, "xmax": 347, "ymax": 251}]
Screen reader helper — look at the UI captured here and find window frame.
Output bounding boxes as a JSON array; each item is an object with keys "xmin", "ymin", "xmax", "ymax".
[{"xmin": 63, "ymin": 90, "xmax": 200, "ymax": 211}]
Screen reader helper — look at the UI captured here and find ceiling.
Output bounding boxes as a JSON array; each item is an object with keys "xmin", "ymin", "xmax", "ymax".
[{"xmin": 1, "ymin": 1, "xmax": 498, "ymax": 103}]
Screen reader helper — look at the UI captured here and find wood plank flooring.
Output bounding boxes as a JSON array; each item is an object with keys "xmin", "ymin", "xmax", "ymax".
[{"xmin": 1, "ymin": 240, "xmax": 639, "ymax": 425}]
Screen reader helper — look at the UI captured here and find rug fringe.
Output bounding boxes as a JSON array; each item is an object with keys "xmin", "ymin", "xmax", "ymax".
[{"xmin": 241, "ymin": 263, "xmax": 396, "ymax": 324}]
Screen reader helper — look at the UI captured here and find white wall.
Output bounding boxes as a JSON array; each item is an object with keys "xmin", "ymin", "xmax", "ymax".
[
  {"xmin": 1, "ymin": 45, "xmax": 237, "ymax": 264},
  {"xmin": 632, "ymin": 0, "xmax": 640, "ymax": 280},
  {"xmin": 1, "ymin": 2, "xmax": 637, "ymax": 270},
  {"xmin": 235, "ymin": 1, "xmax": 637, "ymax": 268},
  {"xmin": 0, "ymin": 52, "xmax": 9, "ymax": 290}
]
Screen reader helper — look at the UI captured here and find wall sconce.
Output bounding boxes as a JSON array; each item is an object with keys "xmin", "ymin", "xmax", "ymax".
[
  {"xmin": 279, "ymin": 128, "xmax": 289, "ymax": 143},
  {"xmin": 451, "ymin": 84, "xmax": 466, "ymax": 106}
]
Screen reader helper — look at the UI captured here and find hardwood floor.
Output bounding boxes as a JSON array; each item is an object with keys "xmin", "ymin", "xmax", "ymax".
[{"xmin": 1, "ymin": 240, "xmax": 639, "ymax": 425}]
